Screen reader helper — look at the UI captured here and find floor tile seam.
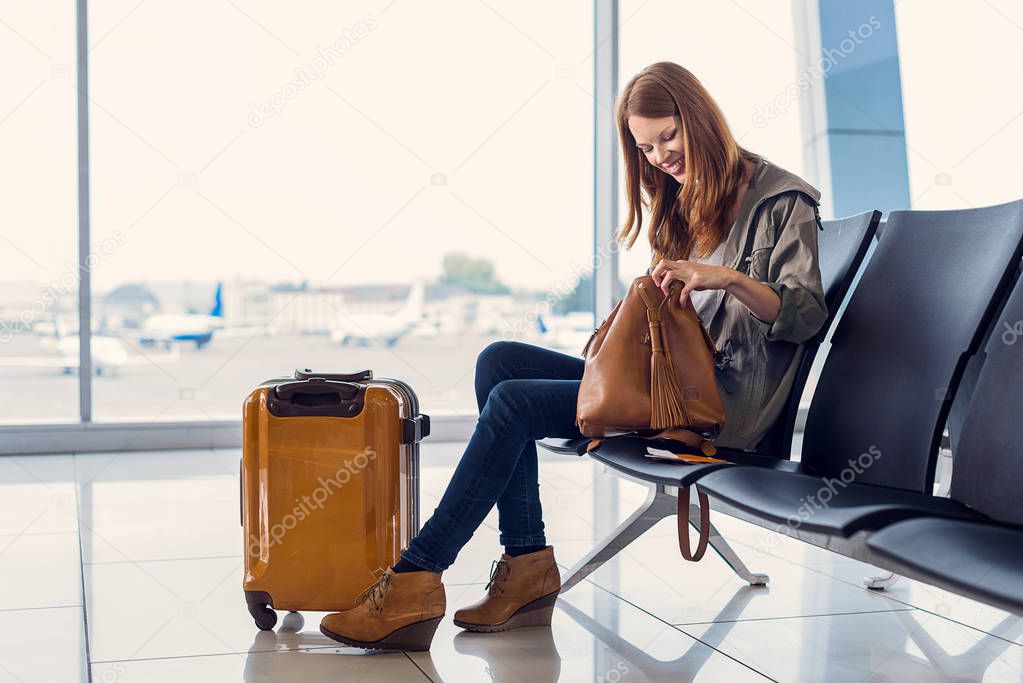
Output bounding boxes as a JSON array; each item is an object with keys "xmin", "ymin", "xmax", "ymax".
[{"xmin": 582, "ymin": 578, "xmax": 778, "ymax": 681}]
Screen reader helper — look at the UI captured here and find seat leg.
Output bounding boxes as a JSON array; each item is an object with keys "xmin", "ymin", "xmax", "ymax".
[
  {"xmin": 693, "ymin": 506, "xmax": 769, "ymax": 586},
  {"xmin": 863, "ymin": 569, "xmax": 900, "ymax": 590},
  {"xmin": 560, "ymin": 484, "xmax": 677, "ymax": 593}
]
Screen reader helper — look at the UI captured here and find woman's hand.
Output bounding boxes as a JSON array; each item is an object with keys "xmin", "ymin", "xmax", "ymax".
[
  {"xmin": 650, "ymin": 258, "xmax": 783, "ymax": 323},
  {"xmin": 650, "ymin": 258, "xmax": 736, "ymax": 308}
]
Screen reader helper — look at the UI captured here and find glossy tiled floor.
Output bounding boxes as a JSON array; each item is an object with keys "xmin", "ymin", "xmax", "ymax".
[{"xmin": 1, "ymin": 443, "xmax": 1021, "ymax": 682}]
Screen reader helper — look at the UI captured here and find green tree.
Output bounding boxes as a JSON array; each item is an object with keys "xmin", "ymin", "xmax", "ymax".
[
  {"xmin": 441, "ymin": 253, "xmax": 510, "ymax": 294},
  {"xmin": 553, "ymin": 271, "xmax": 627, "ymax": 314}
]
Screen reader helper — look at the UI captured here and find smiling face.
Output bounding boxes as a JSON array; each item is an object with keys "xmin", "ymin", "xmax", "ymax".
[{"xmin": 628, "ymin": 114, "xmax": 686, "ymax": 180}]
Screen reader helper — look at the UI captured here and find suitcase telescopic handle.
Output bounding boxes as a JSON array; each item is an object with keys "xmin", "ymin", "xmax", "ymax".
[{"xmin": 293, "ymin": 368, "xmax": 373, "ymax": 382}]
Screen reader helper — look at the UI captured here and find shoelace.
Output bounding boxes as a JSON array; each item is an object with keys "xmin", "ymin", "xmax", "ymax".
[
  {"xmin": 356, "ymin": 571, "xmax": 392, "ymax": 612},
  {"xmin": 485, "ymin": 559, "xmax": 511, "ymax": 595}
]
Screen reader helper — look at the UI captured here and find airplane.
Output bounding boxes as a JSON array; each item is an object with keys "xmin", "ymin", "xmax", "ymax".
[
  {"xmin": 535, "ymin": 311, "xmax": 595, "ymax": 354},
  {"xmin": 329, "ymin": 280, "xmax": 425, "ymax": 347},
  {"xmin": 138, "ymin": 282, "xmax": 224, "ymax": 349},
  {"xmin": 0, "ymin": 322, "xmax": 180, "ymax": 377}
]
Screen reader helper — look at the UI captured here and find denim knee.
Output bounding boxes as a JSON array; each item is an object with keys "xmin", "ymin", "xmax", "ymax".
[
  {"xmin": 479, "ymin": 380, "xmax": 537, "ymax": 439},
  {"xmin": 480, "ymin": 377, "xmax": 519, "ymax": 414},
  {"xmin": 476, "ymin": 340, "xmax": 518, "ymax": 377},
  {"xmin": 475, "ymin": 340, "xmax": 518, "ymax": 407}
]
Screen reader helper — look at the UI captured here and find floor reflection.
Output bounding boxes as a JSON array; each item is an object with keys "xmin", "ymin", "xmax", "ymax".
[
  {"xmin": 873, "ymin": 610, "xmax": 1023, "ymax": 681},
  {"xmin": 408, "ymin": 581, "xmax": 772, "ymax": 682},
  {"xmin": 561, "ymin": 584, "xmax": 766, "ymax": 678}
]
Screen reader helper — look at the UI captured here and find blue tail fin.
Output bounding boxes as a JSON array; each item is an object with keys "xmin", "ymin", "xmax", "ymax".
[{"xmin": 210, "ymin": 282, "xmax": 223, "ymax": 318}]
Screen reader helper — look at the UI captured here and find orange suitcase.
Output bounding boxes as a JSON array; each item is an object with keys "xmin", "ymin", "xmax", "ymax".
[{"xmin": 240, "ymin": 368, "xmax": 429, "ymax": 630}]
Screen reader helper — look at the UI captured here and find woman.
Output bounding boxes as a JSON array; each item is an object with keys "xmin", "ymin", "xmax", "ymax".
[{"xmin": 319, "ymin": 61, "xmax": 827, "ymax": 651}]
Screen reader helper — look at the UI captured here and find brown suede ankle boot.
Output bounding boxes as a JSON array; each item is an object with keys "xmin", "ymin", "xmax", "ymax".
[
  {"xmin": 319, "ymin": 568, "xmax": 446, "ymax": 651},
  {"xmin": 453, "ymin": 546, "xmax": 560, "ymax": 632}
]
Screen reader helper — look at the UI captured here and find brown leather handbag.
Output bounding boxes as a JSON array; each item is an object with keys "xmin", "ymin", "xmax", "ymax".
[
  {"xmin": 575, "ymin": 274, "xmax": 726, "ymax": 561},
  {"xmin": 577, "ymin": 274, "xmax": 725, "ymax": 448}
]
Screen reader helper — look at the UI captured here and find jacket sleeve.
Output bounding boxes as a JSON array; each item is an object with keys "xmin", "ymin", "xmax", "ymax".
[{"xmin": 748, "ymin": 193, "xmax": 828, "ymax": 344}]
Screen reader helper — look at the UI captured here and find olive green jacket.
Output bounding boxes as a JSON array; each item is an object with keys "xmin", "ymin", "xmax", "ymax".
[{"xmin": 648, "ymin": 157, "xmax": 827, "ymax": 451}]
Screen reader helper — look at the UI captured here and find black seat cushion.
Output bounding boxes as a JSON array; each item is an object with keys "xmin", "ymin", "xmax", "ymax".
[
  {"xmin": 867, "ymin": 518, "xmax": 1023, "ymax": 615},
  {"xmin": 696, "ymin": 466, "xmax": 986, "ymax": 537},
  {"xmin": 536, "ymin": 437, "xmax": 590, "ymax": 456},
  {"xmin": 551, "ymin": 435, "xmax": 801, "ymax": 488},
  {"xmin": 538, "ymin": 437, "xmax": 780, "ymax": 462}
]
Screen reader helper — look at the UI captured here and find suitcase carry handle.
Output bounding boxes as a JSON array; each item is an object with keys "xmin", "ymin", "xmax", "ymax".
[
  {"xmin": 273, "ymin": 378, "xmax": 361, "ymax": 400},
  {"xmin": 294, "ymin": 368, "xmax": 373, "ymax": 382},
  {"xmin": 269, "ymin": 378, "xmax": 366, "ymax": 417}
]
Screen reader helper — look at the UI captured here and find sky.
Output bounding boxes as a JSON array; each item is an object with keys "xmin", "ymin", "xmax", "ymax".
[{"xmin": 1, "ymin": 0, "xmax": 1020, "ymax": 299}]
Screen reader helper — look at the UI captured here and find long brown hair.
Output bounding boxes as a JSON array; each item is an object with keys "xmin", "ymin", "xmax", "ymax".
[{"xmin": 616, "ymin": 62, "xmax": 757, "ymax": 264}]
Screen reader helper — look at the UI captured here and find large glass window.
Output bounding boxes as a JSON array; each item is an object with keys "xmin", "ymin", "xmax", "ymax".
[
  {"xmin": 895, "ymin": 0, "xmax": 1023, "ymax": 210},
  {"xmin": 85, "ymin": 1, "xmax": 593, "ymax": 421},
  {"xmin": 0, "ymin": 3, "xmax": 78, "ymax": 423}
]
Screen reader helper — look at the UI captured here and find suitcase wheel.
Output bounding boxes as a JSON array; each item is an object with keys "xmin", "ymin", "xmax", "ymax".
[
  {"xmin": 250, "ymin": 604, "xmax": 277, "ymax": 631},
  {"xmin": 245, "ymin": 590, "xmax": 278, "ymax": 631},
  {"xmin": 280, "ymin": 611, "xmax": 305, "ymax": 632}
]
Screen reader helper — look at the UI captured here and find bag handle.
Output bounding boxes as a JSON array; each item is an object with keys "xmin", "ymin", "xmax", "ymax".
[{"xmin": 678, "ymin": 486, "xmax": 710, "ymax": 562}]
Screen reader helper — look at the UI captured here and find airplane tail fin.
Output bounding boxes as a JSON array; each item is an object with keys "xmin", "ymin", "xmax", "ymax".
[
  {"xmin": 536, "ymin": 313, "xmax": 548, "ymax": 334},
  {"xmin": 397, "ymin": 280, "xmax": 424, "ymax": 321},
  {"xmin": 210, "ymin": 282, "xmax": 223, "ymax": 318}
]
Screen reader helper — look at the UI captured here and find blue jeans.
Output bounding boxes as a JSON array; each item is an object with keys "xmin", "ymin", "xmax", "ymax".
[{"xmin": 400, "ymin": 340, "xmax": 586, "ymax": 572}]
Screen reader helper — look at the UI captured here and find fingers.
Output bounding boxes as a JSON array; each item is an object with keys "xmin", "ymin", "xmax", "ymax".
[
  {"xmin": 678, "ymin": 283, "xmax": 694, "ymax": 309},
  {"xmin": 659, "ymin": 270, "xmax": 676, "ymax": 296},
  {"xmin": 651, "ymin": 260, "xmax": 694, "ymax": 297},
  {"xmin": 649, "ymin": 260, "xmax": 667, "ymax": 287}
]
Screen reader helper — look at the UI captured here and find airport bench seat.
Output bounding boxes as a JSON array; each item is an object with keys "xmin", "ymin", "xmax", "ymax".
[
  {"xmin": 542, "ymin": 199, "xmax": 1023, "ymax": 614},
  {"xmin": 703, "ymin": 200, "xmax": 1023, "ymax": 614},
  {"xmin": 693, "ymin": 198, "xmax": 1023, "ymax": 507},
  {"xmin": 542, "ymin": 435, "xmax": 800, "ymax": 487},
  {"xmin": 866, "ymin": 518, "xmax": 1023, "ymax": 615},
  {"xmin": 695, "ymin": 466, "xmax": 985, "ymax": 537}
]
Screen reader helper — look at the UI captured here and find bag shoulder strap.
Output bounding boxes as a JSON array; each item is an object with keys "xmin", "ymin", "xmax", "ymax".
[{"xmin": 678, "ymin": 487, "xmax": 710, "ymax": 562}]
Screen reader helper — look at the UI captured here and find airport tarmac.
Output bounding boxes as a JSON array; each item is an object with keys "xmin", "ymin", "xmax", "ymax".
[{"xmin": 0, "ymin": 331, "xmax": 578, "ymax": 423}]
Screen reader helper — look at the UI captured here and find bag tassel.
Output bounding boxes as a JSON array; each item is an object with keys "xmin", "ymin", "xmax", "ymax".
[{"xmin": 648, "ymin": 320, "xmax": 689, "ymax": 430}]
